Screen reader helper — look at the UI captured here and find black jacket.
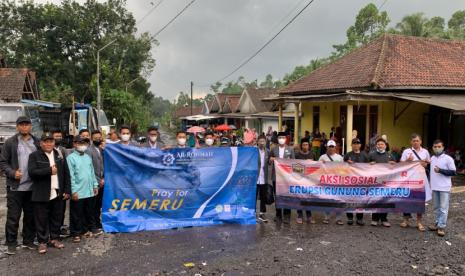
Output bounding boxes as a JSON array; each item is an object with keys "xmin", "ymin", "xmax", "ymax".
[
  {"xmin": 28, "ymin": 148, "xmax": 71, "ymax": 202},
  {"xmin": 0, "ymin": 133, "xmax": 40, "ymax": 189}
]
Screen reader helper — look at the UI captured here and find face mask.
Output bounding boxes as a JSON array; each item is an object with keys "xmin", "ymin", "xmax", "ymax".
[
  {"xmin": 205, "ymin": 138, "xmax": 214, "ymax": 146},
  {"xmin": 178, "ymin": 138, "xmax": 186, "ymax": 146},
  {"xmin": 433, "ymin": 148, "xmax": 444, "ymax": 155},
  {"xmin": 278, "ymin": 138, "xmax": 286, "ymax": 145},
  {"xmin": 121, "ymin": 134, "xmax": 130, "ymax": 142},
  {"xmin": 55, "ymin": 139, "xmax": 63, "ymax": 146},
  {"xmin": 93, "ymin": 140, "xmax": 102, "ymax": 147},
  {"xmin": 76, "ymin": 145, "xmax": 88, "ymax": 153},
  {"xmin": 149, "ymin": 135, "xmax": 158, "ymax": 143},
  {"xmin": 376, "ymin": 148, "xmax": 385, "ymax": 154}
]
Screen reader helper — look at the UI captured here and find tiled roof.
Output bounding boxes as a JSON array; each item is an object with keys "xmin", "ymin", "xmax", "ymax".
[
  {"xmin": 174, "ymin": 106, "xmax": 203, "ymax": 118},
  {"xmin": 246, "ymin": 87, "xmax": 276, "ymax": 112},
  {"xmin": 0, "ymin": 68, "xmax": 38, "ymax": 101},
  {"xmin": 280, "ymin": 34, "xmax": 465, "ymax": 95},
  {"xmin": 223, "ymin": 95, "xmax": 240, "ymax": 113}
]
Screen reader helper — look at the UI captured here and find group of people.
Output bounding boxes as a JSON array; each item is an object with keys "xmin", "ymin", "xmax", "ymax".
[
  {"xmin": 253, "ymin": 131, "xmax": 456, "ymax": 238},
  {"xmin": 0, "ymin": 117, "xmax": 457, "ymax": 256}
]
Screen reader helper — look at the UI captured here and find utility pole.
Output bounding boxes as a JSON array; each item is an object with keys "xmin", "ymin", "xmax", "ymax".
[
  {"xmin": 190, "ymin": 81, "xmax": 194, "ymax": 115},
  {"xmin": 97, "ymin": 39, "xmax": 117, "ymax": 112}
]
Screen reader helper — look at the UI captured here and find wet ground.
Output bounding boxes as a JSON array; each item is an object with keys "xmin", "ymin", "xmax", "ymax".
[{"xmin": 1, "ymin": 129, "xmax": 464, "ymax": 275}]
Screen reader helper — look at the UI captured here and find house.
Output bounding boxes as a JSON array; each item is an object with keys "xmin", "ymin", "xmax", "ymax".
[
  {"xmin": 266, "ymin": 34, "xmax": 465, "ymax": 151},
  {"xmin": 0, "ymin": 68, "xmax": 40, "ymax": 101}
]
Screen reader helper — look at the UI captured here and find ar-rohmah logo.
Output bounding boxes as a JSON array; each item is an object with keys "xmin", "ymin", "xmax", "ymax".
[{"xmin": 162, "ymin": 153, "xmax": 175, "ymax": 166}]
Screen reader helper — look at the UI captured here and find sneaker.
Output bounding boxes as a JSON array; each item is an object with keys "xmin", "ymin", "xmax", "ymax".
[
  {"xmin": 356, "ymin": 220, "xmax": 365, "ymax": 226},
  {"xmin": 38, "ymin": 243, "xmax": 47, "ymax": 254},
  {"xmin": 370, "ymin": 221, "xmax": 378, "ymax": 226},
  {"xmin": 428, "ymin": 224, "xmax": 438, "ymax": 231},
  {"xmin": 5, "ymin": 245, "xmax": 17, "ymax": 255},
  {"xmin": 347, "ymin": 219, "xmax": 354, "ymax": 225},
  {"xmin": 72, "ymin": 236, "xmax": 81, "ymax": 243},
  {"xmin": 21, "ymin": 243, "xmax": 37, "ymax": 250},
  {"xmin": 336, "ymin": 220, "xmax": 344, "ymax": 225},
  {"xmin": 400, "ymin": 219, "xmax": 409, "ymax": 228},
  {"xmin": 437, "ymin": 228, "xmax": 445, "ymax": 237},
  {"xmin": 258, "ymin": 214, "xmax": 268, "ymax": 223},
  {"xmin": 382, "ymin": 221, "xmax": 391, "ymax": 227},
  {"xmin": 296, "ymin": 217, "xmax": 303, "ymax": 224},
  {"xmin": 92, "ymin": 229, "xmax": 103, "ymax": 236}
]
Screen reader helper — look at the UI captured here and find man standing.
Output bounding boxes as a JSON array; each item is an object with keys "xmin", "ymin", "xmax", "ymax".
[
  {"xmin": 79, "ymin": 129, "xmax": 91, "ymax": 140},
  {"xmin": 141, "ymin": 126, "xmax": 165, "ymax": 149},
  {"xmin": 67, "ymin": 136, "xmax": 99, "ymax": 242},
  {"xmin": 119, "ymin": 125, "xmax": 138, "ymax": 146},
  {"xmin": 295, "ymin": 138, "xmax": 315, "ymax": 224},
  {"xmin": 28, "ymin": 133, "xmax": 70, "ymax": 254},
  {"xmin": 51, "ymin": 130, "xmax": 68, "ymax": 158},
  {"xmin": 176, "ymin": 131, "xmax": 188, "ymax": 148},
  {"xmin": 0, "ymin": 116, "xmax": 39, "ymax": 255},
  {"xmin": 319, "ymin": 140, "xmax": 344, "ymax": 225},
  {"xmin": 428, "ymin": 140, "xmax": 456, "ymax": 237},
  {"xmin": 203, "ymin": 132, "xmax": 217, "ymax": 148},
  {"xmin": 86, "ymin": 130, "xmax": 105, "ymax": 233},
  {"xmin": 311, "ymin": 128, "xmax": 322, "ymax": 160},
  {"xmin": 270, "ymin": 132, "xmax": 295, "ymax": 224},
  {"xmin": 256, "ymin": 135, "xmax": 270, "ymax": 222},
  {"xmin": 344, "ymin": 138, "xmax": 369, "ymax": 226},
  {"xmin": 400, "ymin": 133, "xmax": 430, "ymax": 231},
  {"xmin": 369, "ymin": 138, "xmax": 396, "ymax": 227}
]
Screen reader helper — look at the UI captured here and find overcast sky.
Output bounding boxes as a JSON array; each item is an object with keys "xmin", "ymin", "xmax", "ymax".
[{"xmin": 39, "ymin": 0, "xmax": 465, "ymax": 100}]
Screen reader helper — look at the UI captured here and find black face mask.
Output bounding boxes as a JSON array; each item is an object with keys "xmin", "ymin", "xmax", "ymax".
[
  {"xmin": 93, "ymin": 140, "xmax": 102, "ymax": 147},
  {"xmin": 55, "ymin": 139, "xmax": 63, "ymax": 146}
]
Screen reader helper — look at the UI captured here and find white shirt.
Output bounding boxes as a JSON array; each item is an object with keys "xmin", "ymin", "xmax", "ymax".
[
  {"xmin": 400, "ymin": 147, "xmax": 430, "ymax": 162},
  {"xmin": 319, "ymin": 153, "xmax": 344, "ymax": 162},
  {"xmin": 257, "ymin": 149, "xmax": 265, "ymax": 185},
  {"xmin": 45, "ymin": 151, "xmax": 59, "ymax": 200},
  {"xmin": 430, "ymin": 153, "xmax": 456, "ymax": 192},
  {"xmin": 278, "ymin": 146, "xmax": 285, "ymax": 159}
]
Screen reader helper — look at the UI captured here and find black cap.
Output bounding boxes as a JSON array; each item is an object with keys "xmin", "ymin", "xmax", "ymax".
[
  {"xmin": 352, "ymin": 138, "xmax": 361, "ymax": 144},
  {"xmin": 278, "ymin": 132, "xmax": 287, "ymax": 137},
  {"xmin": 41, "ymin": 132, "xmax": 54, "ymax": 141},
  {"xmin": 73, "ymin": 136, "xmax": 90, "ymax": 143},
  {"xmin": 16, "ymin": 116, "xmax": 31, "ymax": 125}
]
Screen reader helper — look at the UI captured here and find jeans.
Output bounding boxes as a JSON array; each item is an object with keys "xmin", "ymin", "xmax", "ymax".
[{"xmin": 433, "ymin": 190, "xmax": 450, "ymax": 228}]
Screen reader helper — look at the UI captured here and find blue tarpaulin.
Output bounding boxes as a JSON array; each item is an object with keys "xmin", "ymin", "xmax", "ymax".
[{"xmin": 102, "ymin": 145, "xmax": 258, "ymax": 233}]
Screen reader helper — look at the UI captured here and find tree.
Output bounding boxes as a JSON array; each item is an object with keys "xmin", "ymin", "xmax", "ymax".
[
  {"xmin": 332, "ymin": 3, "xmax": 389, "ymax": 58},
  {"xmin": 0, "ymin": 0, "xmax": 157, "ymax": 131},
  {"xmin": 259, "ymin": 74, "xmax": 274, "ymax": 88},
  {"xmin": 393, "ymin": 13, "xmax": 429, "ymax": 37},
  {"xmin": 448, "ymin": 10, "xmax": 465, "ymax": 39}
]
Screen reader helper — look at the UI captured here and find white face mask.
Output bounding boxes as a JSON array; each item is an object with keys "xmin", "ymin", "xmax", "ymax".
[
  {"xmin": 178, "ymin": 138, "xmax": 186, "ymax": 146},
  {"xmin": 121, "ymin": 134, "xmax": 130, "ymax": 142},
  {"xmin": 76, "ymin": 145, "xmax": 88, "ymax": 153},
  {"xmin": 149, "ymin": 135, "xmax": 157, "ymax": 143},
  {"xmin": 205, "ymin": 138, "xmax": 214, "ymax": 146},
  {"xmin": 278, "ymin": 138, "xmax": 286, "ymax": 145},
  {"xmin": 376, "ymin": 148, "xmax": 385, "ymax": 154},
  {"xmin": 433, "ymin": 147, "xmax": 444, "ymax": 155}
]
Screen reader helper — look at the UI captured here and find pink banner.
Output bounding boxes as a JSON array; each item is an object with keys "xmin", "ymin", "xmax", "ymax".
[{"xmin": 275, "ymin": 160, "xmax": 429, "ymax": 213}]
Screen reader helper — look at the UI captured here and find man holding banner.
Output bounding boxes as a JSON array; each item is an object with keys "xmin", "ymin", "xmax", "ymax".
[
  {"xmin": 400, "ymin": 134, "xmax": 430, "ymax": 232},
  {"xmin": 270, "ymin": 132, "xmax": 295, "ymax": 224},
  {"xmin": 369, "ymin": 138, "xmax": 396, "ymax": 227}
]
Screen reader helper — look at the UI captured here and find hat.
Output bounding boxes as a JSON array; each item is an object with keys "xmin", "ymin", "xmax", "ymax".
[
  {"xmin": 351, "ymin": 138, "xmax": 361, "ymax": 144},
  {"xmin": 327, "ymin": 140, "xmax": 336, "ymax": 147},
  {"xmin": 277, "ymin": 132, "xmax": 287, "ymax": 137},
  {"xmin": 40, "ymin": 132, "xmax": 54, "ymax": 141},
  {"xmin": 73, "ymin": 136, "xmax": 90, "ymax": 143},
  {"xmin": 16, "ymin": 116, "xmax": 31, "ymax": 125}
]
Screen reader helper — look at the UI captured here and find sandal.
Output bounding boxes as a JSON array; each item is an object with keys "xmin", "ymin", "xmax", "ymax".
[
  {"xmin": 38, "ymin": 243, "xmax": 47, "ymax": 254},
  {"xmin": 50, "ymin": 240, "xmax": 65, "ymax": 249},
  {"xmin": 417, "ymin": 223, "xmax": 426, "ymax": 232},
  {"xmin": 322, "ymin": 219, "xmax": 329, "ymax": 224},
  {"xmin": 400, "ymin": 220, "xmax": 409, "ymax": 228},
  {"xmin": 72, "ymin": 236, "xmax": 81, "ymax": 243}
]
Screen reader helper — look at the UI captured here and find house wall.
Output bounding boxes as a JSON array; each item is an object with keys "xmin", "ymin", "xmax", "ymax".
[{"xmin": 300, "ymin": 100, "xmax": 429, "ymax": 150}]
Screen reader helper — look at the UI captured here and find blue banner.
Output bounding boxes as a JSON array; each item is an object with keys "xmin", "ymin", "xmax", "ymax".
[{"xmin": 102, "ymin": 145, "xmax": 258, "ymax": 233}]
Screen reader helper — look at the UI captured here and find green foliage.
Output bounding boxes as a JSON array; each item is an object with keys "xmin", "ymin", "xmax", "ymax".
[
  {"xmin": 0, "ymin": 0, "xmax": 158, "ymax": 130},
  {"xmin": 176, "ymin": 91, "xmax": 203, "ymax": 107},
  {"xmin": 448, "ymin": 10, "xmax": 465, "ymax": 39}
]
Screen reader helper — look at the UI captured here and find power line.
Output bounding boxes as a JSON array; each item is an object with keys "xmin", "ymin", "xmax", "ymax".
[
  {"xmin": 137, "ymin": 0, "xmax": 164, "ymax": 25},
  {"xmin": 215, "ymin": 0, "xmax": 316, "ymax": 84},
  {"xmin": 153, "ymin": 0, "xmax": 196, "ymax": 38},
  {"xmin": 378, "ymin": 0, "xmax": 388, "ymax": 10}
]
